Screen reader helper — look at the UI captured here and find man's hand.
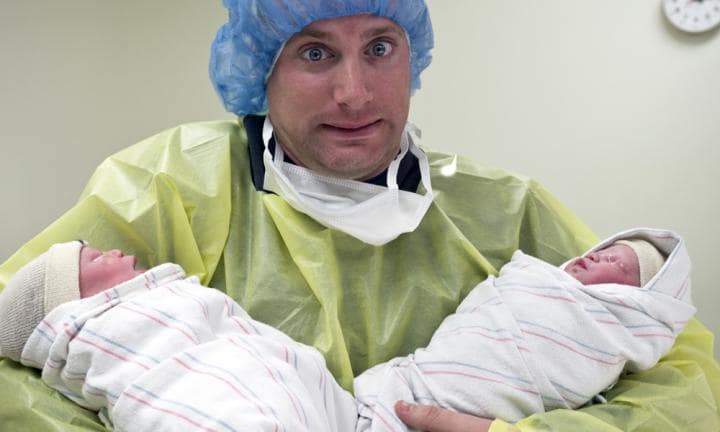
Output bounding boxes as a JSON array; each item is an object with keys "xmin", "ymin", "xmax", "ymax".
[{"xmin": 394, "ymin": 401, "xmax": 493, "ymax": 432}]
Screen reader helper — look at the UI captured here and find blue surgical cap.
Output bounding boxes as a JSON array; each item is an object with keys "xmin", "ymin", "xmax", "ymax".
[{"xmin": 209, "ymin": 0, "xmax": 434, "ymax": 116}]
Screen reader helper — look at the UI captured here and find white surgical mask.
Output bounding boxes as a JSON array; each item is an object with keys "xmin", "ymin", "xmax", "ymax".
[{"xmin": 262, "ymin": 117, "xmax": 434, "ymax": 246}]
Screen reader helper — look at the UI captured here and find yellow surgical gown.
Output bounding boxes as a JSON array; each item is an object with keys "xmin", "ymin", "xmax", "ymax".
[{"xmin": 0, "ymin": 120, "xmax": 717, "ymax": 431}]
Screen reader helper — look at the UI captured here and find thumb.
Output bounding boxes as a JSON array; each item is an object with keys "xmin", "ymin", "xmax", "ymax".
[{"xmin": 394, "ymin": 400, "xmax": 492, "ymax": 432}]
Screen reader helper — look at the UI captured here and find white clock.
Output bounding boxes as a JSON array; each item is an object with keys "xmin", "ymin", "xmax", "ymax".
[{"xmin": 663, "ymin": 0, "xmax": 720, "ymax": 33}]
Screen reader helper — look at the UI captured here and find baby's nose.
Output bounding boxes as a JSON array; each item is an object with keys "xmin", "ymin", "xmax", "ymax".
[
  {"xmin": 586, "ymin": 252, "xmax": 599, "ymax": 262},
  {"xmin": 106, "ymin": 249, "xmax": 124, "ymax": 257}
]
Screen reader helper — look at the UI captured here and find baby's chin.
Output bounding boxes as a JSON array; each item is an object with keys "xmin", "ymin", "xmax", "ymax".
[
  {"xmin": 564, "ymin": 267, "xmax": 601, "ymax": 285},
  {"xmin": 563, "ymin": 266, "xmax": 583, "ymax": 281},
  {"xmin": 116, "ymin": 268, "xmax": 147, "ymax": 286}
]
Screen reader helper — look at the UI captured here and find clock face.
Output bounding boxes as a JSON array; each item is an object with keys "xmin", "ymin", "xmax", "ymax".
[{"xmin": 663, "ymin": 0, "xmax": 720, "ymax": 33}]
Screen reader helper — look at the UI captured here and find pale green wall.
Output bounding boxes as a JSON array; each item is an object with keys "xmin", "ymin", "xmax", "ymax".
[
  {"xmin": 1, "ymin": 1, "xmax": 718, "ymax": 353},
  {"xmin": 411, "ymin": 1, "xmax": 720, "ymax": 355}
]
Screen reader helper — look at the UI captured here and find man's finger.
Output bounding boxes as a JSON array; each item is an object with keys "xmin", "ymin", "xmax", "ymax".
[{"xmin": 394, "ymin": 401, "xmax": 492, "ymax": 432}]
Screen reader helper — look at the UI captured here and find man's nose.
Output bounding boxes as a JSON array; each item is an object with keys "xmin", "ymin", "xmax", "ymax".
[{"xmin": 333, "ymin": 58, "xmax": 373, "ymax": 109}]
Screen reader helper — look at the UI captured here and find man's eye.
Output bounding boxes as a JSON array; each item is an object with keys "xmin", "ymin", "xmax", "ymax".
[
  {"xmin": 368, "ymin": 41, "xmax": 392, "ymax": 57},
  {"xmin": 301, "ymin": 47, "xmax": 330, "ymax": 62}
]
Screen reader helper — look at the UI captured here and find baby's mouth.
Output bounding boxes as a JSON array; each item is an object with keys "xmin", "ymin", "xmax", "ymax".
[{"xmin": 130, "ymin": 256, "xmax": 145, "ymax": 272}]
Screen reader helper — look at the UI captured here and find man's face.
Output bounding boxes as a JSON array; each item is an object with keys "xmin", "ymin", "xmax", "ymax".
[
  {"xmin": 266, "ymin": 14, "xmax": 412, "ymax": 180},
  {"xmin": 79, "ymin": 246, "xmax": 145, "ymax": 298},
  {"xmin": 564, "ymin": 244, "xmax": 641, "ymax": 287}
]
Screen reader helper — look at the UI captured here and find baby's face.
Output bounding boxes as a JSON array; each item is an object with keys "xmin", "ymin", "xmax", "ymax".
[
  {"xmin": 79, "ymin": 246, "xmax": 145, "ymax": 298},
  {"xmin": 564, "ymin": 244, "xmax": 641, "ymax": 287}
]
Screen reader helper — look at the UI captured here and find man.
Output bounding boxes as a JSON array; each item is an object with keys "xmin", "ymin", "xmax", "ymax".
[{"xmin": 0, "ymin": 1, "xmax": 717, "ymax": 431}]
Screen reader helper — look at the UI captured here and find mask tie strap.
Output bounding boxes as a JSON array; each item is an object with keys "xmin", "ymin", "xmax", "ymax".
[
  {"xmin": 262, "ymin": 116, "xmax": 288, "ymax": 169},
  {"xmin": 406, "ymin": 123, "xmax": 434, "ymax": 198}
]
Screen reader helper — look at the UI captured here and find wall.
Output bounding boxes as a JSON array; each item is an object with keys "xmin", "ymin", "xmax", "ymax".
[
  {"xmin": 0, "ymin": 1, "xmax": 231, "ymax": 258},
  {"xmin": 1, "ymin": 1, "xmax": 718, "ymax": 353},
  {"xmin": 411, "ymin": 1, "xmax": 720, "ymax": 354}
]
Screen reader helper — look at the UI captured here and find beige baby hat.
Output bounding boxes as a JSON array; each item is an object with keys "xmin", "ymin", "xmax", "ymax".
[
  {"xmin": 615, "ymin": 238, "xmax": 666, "ymax": 287},
  {"xmin": 0, "ymin": 241, "xmax": 83, "ymax": 362}
]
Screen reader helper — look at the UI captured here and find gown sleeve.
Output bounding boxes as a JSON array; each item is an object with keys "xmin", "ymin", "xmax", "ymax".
[
  {"xmin": 489, "ymin": 181, "xmax": 720, "ymax": 431},
  {"xmin": 0, "ymin": 121, "xmax": 238, "ymax": 431},
  {"xmin": 489, "ymin": 319, "xmax": 720, "ymax": 431}
]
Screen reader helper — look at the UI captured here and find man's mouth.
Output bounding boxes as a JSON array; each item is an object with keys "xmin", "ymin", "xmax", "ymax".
[{"xmin": 321, "ymin": 119, "xmax": 382, "ymax": 134}]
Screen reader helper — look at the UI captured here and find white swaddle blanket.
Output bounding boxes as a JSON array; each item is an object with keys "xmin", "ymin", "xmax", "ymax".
[
  {"xmin": 20, "ymin": 228, "xmax": 695, "ymax": 431},
  {"xmin": 21, "ymin": 264, "xmax": 358, "ymax": 432},
  {"xmin": 354, "ymin": 228, "xmax": 696, "ymax": 426}
]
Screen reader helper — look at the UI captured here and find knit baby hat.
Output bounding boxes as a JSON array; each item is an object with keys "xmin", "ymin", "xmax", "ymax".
[
  {"xmin": 0, "ymin": 241, "xmax": 83, "ymax": 362},
  {"xmin": 615, "ymin": 238, "xmax": 666, "ymax": 287}
]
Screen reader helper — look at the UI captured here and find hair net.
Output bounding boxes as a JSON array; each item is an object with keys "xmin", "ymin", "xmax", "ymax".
[{"xmin": 209, "ymin": 0, "xmax": 434, "ymax": 116}]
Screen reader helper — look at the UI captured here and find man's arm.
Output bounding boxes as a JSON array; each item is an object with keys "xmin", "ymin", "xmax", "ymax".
[
  {"xmin": 407, "ymin": 171, "xmax": 720, "ymax": 431},
  {"xmin": 0, "ymin": 121, "xmax": 237, "ymax": 431},
  {"xmin": 398, "ymin": 319, "xmax": 719, "ymax": 431},
  {"xmin": 506, "ymin": 183, "xmax": 720, "ymax": 430},
  {"xmin": 508, "ymin": 318, "xmax": 720, "ymax": 431}
]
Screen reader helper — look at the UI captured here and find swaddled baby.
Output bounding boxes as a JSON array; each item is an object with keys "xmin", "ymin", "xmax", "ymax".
[{"xmin": 0, "ymin": 228, "xmax": 695, "ymax": 430}]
